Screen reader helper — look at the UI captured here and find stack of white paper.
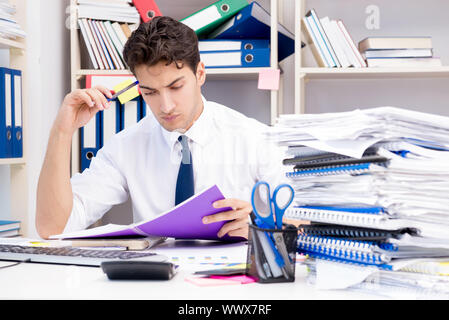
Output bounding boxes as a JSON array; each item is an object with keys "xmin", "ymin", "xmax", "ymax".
[{"xmin": 270, "ymin": 106, "xmax": 449, "ymax": 242}]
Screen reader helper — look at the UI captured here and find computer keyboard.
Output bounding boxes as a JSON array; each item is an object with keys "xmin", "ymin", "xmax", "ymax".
[{"xmin": 0, "ymin": 244, "xmax": 166, "ymax": 267}]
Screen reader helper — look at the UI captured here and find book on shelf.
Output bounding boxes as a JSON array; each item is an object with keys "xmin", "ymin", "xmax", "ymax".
[
  {"xmin": 366, "ymin": 57, "xmax": 442, "ymax": 68},
  {"xmin": 358, "ymin": 36, "xmax": 433, "ymax": 51},
  {"xmin": 79, "ymin": 18, "xmax": 134, "ymax": 70},
  {"xmin": 301, "ymin": 9, "xmax": 366, "ymax": 68},
  {"xmin": 0, "ymin": 0, "xmax": 26, "ymax": 39},
  {"xmin": 359, "ymin": 37, "xmax": 441, "ymax": 67},
  {"xmin": 364, "ymin": 48, "xmax": 433, "ymax": 59}
]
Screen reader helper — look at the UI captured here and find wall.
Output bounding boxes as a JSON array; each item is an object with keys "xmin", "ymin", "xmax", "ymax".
[{"xmin": 23, "ymin": 0, "xmax": 70, "ymax": 236}]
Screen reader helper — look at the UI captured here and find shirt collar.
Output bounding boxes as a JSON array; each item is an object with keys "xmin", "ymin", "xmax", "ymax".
[{"xmin": 160, "ymin": 95, "xmax": 211, "ymax": 150}]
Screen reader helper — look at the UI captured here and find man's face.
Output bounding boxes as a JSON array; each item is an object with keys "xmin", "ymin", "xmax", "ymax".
[{"xmin": 135, "ymin": 60, "xmax": 206, "ymax": 133}]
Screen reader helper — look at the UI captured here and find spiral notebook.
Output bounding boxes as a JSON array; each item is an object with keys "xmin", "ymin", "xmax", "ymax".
[
  {"xmin": 285, "ymin": 205, "xmax": 404, "ymax": 230},
  {"xmin": 286, "ymin": 162, "xmax": 386, "ymax": 178},
  {"xmin": 297, "ymin": 234, "xmax": 449, "ymax": 267},
  {"xmin": 297, "ymin": 234, "xmax": 393, "ymax": 266},
  {"xmin": 299, "ymin": 223, "xmax": 418, "ymax": 241}
]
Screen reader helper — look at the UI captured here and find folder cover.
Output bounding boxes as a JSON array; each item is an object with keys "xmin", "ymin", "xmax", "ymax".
[
  {"xmin": 0, "ymin": 67, "xmax": 13, "ymax": 158},
  {"xmin": 80, "ymin": 113, "xmax": 101, "ymax": 172},
  {"xmin": 132, "ymin": 0, "xmax": 161, "ymax": 22},
  {"xmin": 49, "ymin": 185, "xmax": 243, "ymax": 241},
  {"xmin": 200, "ymin": 47, "xmax": 270, "ymax": 68},
  {"xmin": 181, "ymin": 0, "xmax": 249, "ymax": 37},
  {"xmin": 208, "ymin": 2, "xmax": 300, "ymax": 61},
  {"xmin": 120, "ymin": 97, "xmax": 143, "ymax": 130},
  {"xmin": 199, "ymin": 39, "xmax": 269, "ymax": 52},
  {"xmin": 100, "ymin": 98, "xmax": 121, "ymax": 147},
  {"xmin": 11, "ymin": 69, "xmax": 22, "ymax": 158}
]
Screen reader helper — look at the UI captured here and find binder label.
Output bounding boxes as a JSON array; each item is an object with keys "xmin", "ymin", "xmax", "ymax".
[
  {"xmin": 5, "ymin": 73, "xmax": 11, "ymax": 127},
  {"xmin": 182, "ymin": 6, "xmax": 221, "ymax": 31}
]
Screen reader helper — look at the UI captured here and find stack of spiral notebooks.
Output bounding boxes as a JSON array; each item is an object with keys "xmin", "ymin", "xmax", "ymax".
[{"xmin": 269, "ymin": 106, "xmax": 449, "ymax": 297}]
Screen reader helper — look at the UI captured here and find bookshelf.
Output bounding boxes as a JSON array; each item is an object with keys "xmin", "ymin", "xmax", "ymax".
[
  {"xmin": 0, "ymin": 0, "xmax": 28, "ymax": 235},
  {"xmin": 70, "ymin": 0, "xmax": 284, "ymax": 175},
  {"xmin": 294, "ymin": 0, "xmax": 449, "ymax": 114}
]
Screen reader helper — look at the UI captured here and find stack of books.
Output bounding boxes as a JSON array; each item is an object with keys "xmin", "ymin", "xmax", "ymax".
[
  {"xmin": 0, "ymin": 0, "xmax": 26, "ymax": 40},
  {"xmin": 0, "ymin": 220, "xmax": 20, "ymax": 237},
  {"xmin": 77, "ymin": 0, "xmax": 140, "ymax": 24},
  {"xmin": 181, "ymin": 0, "xmax": 296, "ymax": 68},
  {"xmin": 268, "ymin": 107, "xmax": 449, "ymax": 298},
  {"xmin": 301, "ymin": 8, "xmax": 366, "ymax": 68},
  {"xmin": 359, "ymin": 37, "xmax": 442, "ymax": 67}
]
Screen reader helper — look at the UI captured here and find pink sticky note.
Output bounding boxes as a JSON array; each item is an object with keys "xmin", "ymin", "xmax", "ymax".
[
  {"xmin": 210, "ymin": 275, "xmax": 257, "ymax": 284},
  {"xmin": 184, "ymin": 276, "xmax": 240, "ymax": 287},
  {"xmin": 258, "ymin": 69, "xmax": 280, "ymax": 90}
]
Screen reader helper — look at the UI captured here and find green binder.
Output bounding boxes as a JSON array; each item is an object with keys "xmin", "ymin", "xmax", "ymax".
[{"xmin": 180, "ymin": 0, "xmax": 249, "ymax": 37}]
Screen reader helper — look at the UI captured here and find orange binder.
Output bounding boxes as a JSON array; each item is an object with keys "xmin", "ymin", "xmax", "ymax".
[{"xmin": 132, "ymin": 0, "xmax": 162, "ymax": 22}]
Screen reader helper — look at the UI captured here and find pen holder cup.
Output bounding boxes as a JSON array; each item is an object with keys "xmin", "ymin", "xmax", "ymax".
[{"xmin": 246, "ymin": 223, "xmax": 298, "ymax": 283}]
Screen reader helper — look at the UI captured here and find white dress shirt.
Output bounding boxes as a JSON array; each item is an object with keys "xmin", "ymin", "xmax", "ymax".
[{"xmin": 64, "ymin": 96, "xmax": 286, "ymax": 232}]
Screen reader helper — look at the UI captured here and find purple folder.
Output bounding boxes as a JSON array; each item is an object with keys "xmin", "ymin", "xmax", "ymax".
[{"xmin": 52, "ymin": 185, "xmax": 243, "ymax": 241}]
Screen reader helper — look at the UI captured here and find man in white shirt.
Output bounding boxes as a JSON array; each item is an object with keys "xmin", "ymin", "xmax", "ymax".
[{"xmin": 36, "ymin": 16, "xmax": 284, "ymax": 240}]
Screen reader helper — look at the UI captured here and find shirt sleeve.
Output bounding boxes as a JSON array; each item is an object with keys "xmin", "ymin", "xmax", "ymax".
[{"xmin": 63, "ymin": 145, "xmax": 129, "ymax": 233}]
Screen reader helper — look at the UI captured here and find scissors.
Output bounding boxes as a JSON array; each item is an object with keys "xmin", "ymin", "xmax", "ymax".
[
  {"xmin": 251, "ymin": 181, "xmax": 294, "ymax": 230},
  {"xmin": 251, "ymin": 181, "xmax": 295, "ymax": 278}
]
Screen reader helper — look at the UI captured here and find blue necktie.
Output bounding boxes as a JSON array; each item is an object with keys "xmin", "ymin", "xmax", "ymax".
[{"xmin": 175, "ymin": 135, "xmax": 194, "ymax": 205}]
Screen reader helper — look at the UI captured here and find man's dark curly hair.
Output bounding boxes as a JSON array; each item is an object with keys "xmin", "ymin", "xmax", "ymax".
[{"xmin": 123, "ymin": 16, "xmax": 200, "ymax": 75}]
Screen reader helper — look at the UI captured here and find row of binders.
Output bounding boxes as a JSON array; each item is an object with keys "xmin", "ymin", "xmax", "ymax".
[
  {"xmin": 0, "ymin": 0, "xmax": 26, "ymax": 40},
  {"xmin": 269, "ymin": 106, "xmax": 449, "ymax": 298},
  {"xmin": 0, "ymin": 67, "xmax": 23, "ymax": 159},
  {"xmin": 185, "ymin": 0, "xmax": 296, "ymax": 68},
  {"xmin": 80, "ymin": 75, "xmax": 149, "ymax": 171}
]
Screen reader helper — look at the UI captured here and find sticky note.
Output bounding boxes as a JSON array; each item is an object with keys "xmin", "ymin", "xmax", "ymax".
[
  {"xmin": 257, "ymin": 68, "xmax": 280, "ymax": 90},
  {"xmin": 113, "ymin": 79, "xmax": 140, "ymax": 104},
  {"xmin": 209, "ymin": 275, "xmax": 256, "ymax": 284}
]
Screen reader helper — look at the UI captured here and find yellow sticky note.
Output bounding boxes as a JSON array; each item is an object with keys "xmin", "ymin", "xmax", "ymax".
[{"xmin": 113, "ymin": 79, "xmax": 140, "ymax": 104}]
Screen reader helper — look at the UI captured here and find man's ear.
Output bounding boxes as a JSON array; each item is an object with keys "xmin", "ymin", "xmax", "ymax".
[{"xmin": 196, "ymin": 61, "xmax": 206, "ymax": 86}]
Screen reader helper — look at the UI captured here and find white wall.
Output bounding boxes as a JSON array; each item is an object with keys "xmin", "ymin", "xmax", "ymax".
[{"xmin": 22, "ymin": 0, "xmax": 70, "ymax": 236}]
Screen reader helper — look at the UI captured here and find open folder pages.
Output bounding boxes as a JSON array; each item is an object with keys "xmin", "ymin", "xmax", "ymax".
[{"xmin": 50, "ymin": 185, "xmax": 241, "ymax": 241}]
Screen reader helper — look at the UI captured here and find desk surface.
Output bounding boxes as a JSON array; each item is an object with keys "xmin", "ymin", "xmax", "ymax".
[{"xmin": 0, "ymin": 239, "xmax": 383, "ymax": 300}]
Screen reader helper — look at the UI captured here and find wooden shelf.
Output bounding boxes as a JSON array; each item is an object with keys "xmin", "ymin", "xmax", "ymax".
[
  {"xmin": 75, "ymin": 67, "xmax": 271, "ymax": 80},
  {"xmin": 0, "ymin": 37, "xmax": 25, "ymax": 50},
  {"xmin": 298, "ymin": 67, "xmax": 449, "ymax": 80},
  {"xmin": 0, "ymin": 158, "xmax": 26, "ymax": 165}
]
